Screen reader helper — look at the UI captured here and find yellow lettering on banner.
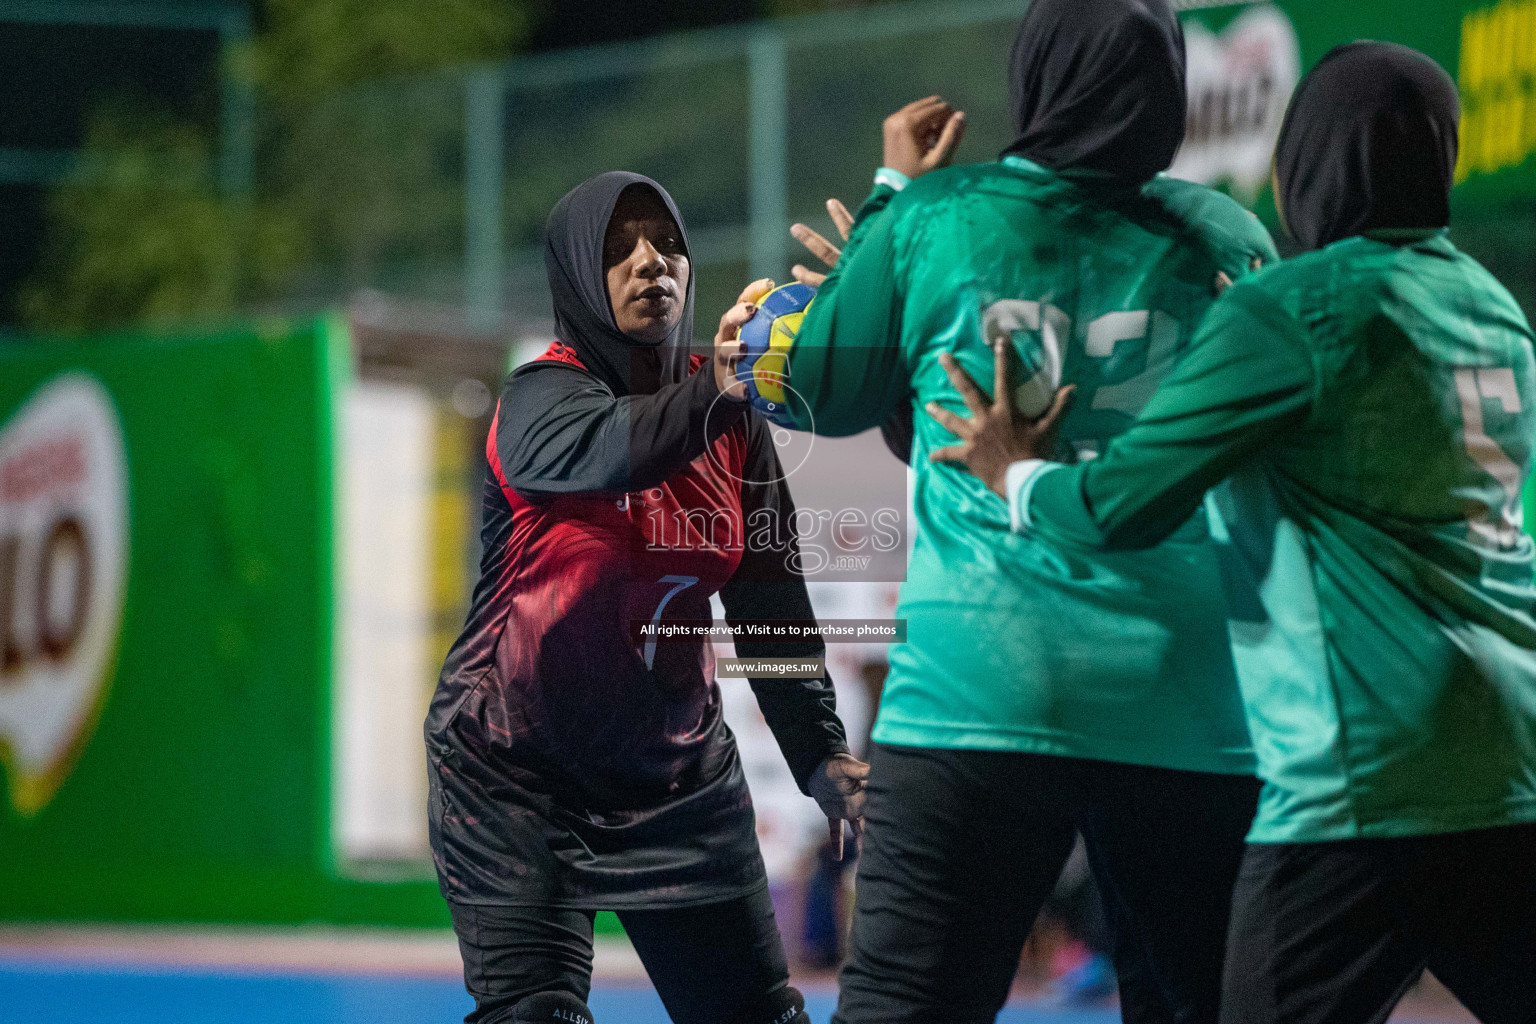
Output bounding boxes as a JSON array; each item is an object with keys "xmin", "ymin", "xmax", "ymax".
[
  {"xmin": 1458, "ymin": 0, "xmax": 1536, "ymax": 183},
  {"xmin": 1527, "ymin": 80, "xmax": 1536, "ymax": 147},
  {"xmin": 1509, "ymin": 91, "xmax": 1528, "ymax": 168},
  {"xmin": 1462, "ymin": 8, "xmax": 1488, "ymax": 92},
  {"xmin": 1499, "ymin": 2, "xmax": 1520, "ymax": 81},
  {"xmin": 1483, "ymin": 93, "xmax": 1503, "ymax": 172},
  {"xmin": 1490, "ymin": 1, "xmax": 1507, "ymax": 83},
  {"xmin": 1495, "ymin": 92, "xmax": 1516, "ymax": 169},
  {"xmin": 1488, "ymin": 93, "xmax": 1509, "ymax": 173},
  {"xmin": 1518, "ymin": 3, "xmax": 1536, "ymax": 76},
  {"xmin": 1488, "ymin": 4, "xmax": 1506, "ymax": 84},
  {"xmin": 1477, "ymin": 96, "xmax": 1498, "ymax": 174}
]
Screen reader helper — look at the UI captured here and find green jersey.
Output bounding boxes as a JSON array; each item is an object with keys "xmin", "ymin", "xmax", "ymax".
[
  {"xmin": 1017, "ymin": 229, "xmax": 1536, "ymax": 842},
  {"xmin": 787, "ymin": 157, "xmax": 1276, "ymax": 774}
]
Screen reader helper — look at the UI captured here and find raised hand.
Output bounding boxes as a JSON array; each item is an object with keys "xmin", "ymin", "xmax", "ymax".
[
  {"xmin": 790, "ymin": 198, "xmax": 854, "ymax": 288},
  {"xmin": 715, "ymin": 278, "xmax": 776, "ymax": 399},
  {"xmin": 926, "ymin": 340, "xmax": 1075, "ymax": 497},
  {"xmin": 883, "ymin": 95, "xmax": 967, "ymax": 181}
]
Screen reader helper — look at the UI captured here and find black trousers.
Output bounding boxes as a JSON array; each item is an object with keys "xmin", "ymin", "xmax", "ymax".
[
  {"xmin": 1221, "ymin": 823, "xmax": 1536, "ymax": 1024},
  {"xmin": 449, "ymin": 885, "xmax": 791, "ymax": 1024},
  {"xmin": 833, "ymin": 743, "xmax": 1262, "ymax": 1024}
]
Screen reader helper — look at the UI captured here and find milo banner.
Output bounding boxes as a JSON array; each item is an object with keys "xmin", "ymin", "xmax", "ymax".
[
  {"xmin": 0, "ymin": 374, "xmax": 127, "ymax": 817},
  {"xmin": 1177, "ymin": 0, "xmax": 1536, "ymax": 218},
  {"xmin": 1172, "ymin": 3, "xmax": 1301, "ymax": 205},
  {"xmin": 0, "ymin": 321, "xmax": 446, "ymax": 926}
]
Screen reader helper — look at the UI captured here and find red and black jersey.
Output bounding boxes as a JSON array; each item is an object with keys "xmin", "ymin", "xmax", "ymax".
[{"xmin": 425, "ymin": 343, "xmax": 848, "ymax": 909}]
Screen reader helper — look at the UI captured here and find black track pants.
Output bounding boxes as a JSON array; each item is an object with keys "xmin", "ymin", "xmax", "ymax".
[
  {"xmin": 833, "ymin": 743, "xmax": 1261, "ymax": 1024},
  {"xmin": 1221, "ymin": 823, "xmax": 1536, "ymax": 1024},
  {"xmin": 449, "ymin": 884, "xmax": 791, "ymax": 1024}
]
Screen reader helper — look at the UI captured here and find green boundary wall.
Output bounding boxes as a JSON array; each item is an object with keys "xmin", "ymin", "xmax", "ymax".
[
  {"xmin": 1189, "ymin": 0, "xmax": 1536, "ymax": 216},
  {"xmin": 0, "ymin": 319, "xmax": 448, "ymax": 927}
]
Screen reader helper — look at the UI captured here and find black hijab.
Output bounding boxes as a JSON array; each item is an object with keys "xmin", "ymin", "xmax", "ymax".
[
  {"xmin": 543, "ymin": 171, "xmax": 695, "ymax": 397},
  {"xmin": 1274, "ymin": 42, "xmax": 1460, "ymax": 251},
  {"xmin": 1003, "ymin": 0, "xmax": 1186, "ymax": 183}
]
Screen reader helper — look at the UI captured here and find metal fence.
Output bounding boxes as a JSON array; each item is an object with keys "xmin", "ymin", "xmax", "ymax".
[
  {"xmin": 261, "ymin": 0, "xmax": 1535, "ymax": 338},
  {"xmin": 266, "ymin": 0, "xmax": 1045, "ymax": 338}
]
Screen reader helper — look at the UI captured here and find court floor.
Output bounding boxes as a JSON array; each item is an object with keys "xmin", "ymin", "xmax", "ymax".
[
  {"xmin": 0, "ymin": 957, "xmax": 1476, "ymax": 1024},
  {"xmin": 0, "ymin": 959, "xmax": 1128, "ymax": 1024}
]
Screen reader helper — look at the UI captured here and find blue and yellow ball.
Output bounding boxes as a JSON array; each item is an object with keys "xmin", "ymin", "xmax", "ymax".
[{"xmin": 734, "ymin": 281, "xmax": 815, "ymax": 427}]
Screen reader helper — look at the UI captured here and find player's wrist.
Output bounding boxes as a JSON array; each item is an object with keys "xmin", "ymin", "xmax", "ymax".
[
  {"xmin": 874, "ymin": 166, "xmax": 912, "ymax": 192},
  {"xmin": 708, "ymin": 343, "xmax": 750, "ymax": 402},
  {"xmin": 1005, "ymin": 460, "xmax": 1062, "ymax": 533},
  {"xmin": 712, "ymin": 366, "xmax": 749, "ymax": 403},
  {"xmin": 984, "ymin": 463, "xmax": 1010, "ymax": 499}
]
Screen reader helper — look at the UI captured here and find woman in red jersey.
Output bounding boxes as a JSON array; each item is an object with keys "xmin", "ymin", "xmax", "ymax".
[{"xmin": 426, "ymin": 171, "xmax": 867, "ymax": 1024}]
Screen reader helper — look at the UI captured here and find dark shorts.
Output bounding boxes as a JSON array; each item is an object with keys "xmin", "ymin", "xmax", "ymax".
[
  {"xmin": 428, "ymin": 727, "xmax": 767, "ymax": 909},
  {"xmin": 833, "ymin": 743, "xmax": 1262, "ymax": 1024},
  {"xmin": 449, "ymin": 885, "xmax": 791, "ymax": 1024},
  {"xmin": 1221, "ymin": 822, "xmax": 1536, "ymax": 1024}
]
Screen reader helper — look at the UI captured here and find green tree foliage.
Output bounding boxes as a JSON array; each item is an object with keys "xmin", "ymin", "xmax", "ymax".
[
  {"xmin": 20, "ymin": 108, "xmax": 301, "ymax": 333},
  {"xmin": 253, "ymin": 0, "xmax": 528, "ymax": 104},
  {"xmin": 23, "ymin": 0, "xmax": 531, "ymax": 334},
  {"xmin": 24, "ymin": 0, "xmax": 986, "ymax": 335}
]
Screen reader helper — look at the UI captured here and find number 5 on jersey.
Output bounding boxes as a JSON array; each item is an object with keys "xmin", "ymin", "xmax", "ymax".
[{"xmin": 1455, "ymin": 367, "xmax": 1525, "ymax": 548}]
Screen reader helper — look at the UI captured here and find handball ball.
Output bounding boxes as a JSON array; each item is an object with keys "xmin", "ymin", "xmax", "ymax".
[{"xmin": 734, "ymin": 281, "xmax": 815, "ymax": 427}]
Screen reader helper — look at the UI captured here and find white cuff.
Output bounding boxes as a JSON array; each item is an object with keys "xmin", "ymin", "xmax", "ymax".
[
  {"xmin": 1005, "ymin": 460, "xmax": 1064, "ymax": 534},
  {"xmin": 874, "ymin": 167, "xmax": 912, "ymax": 192}
]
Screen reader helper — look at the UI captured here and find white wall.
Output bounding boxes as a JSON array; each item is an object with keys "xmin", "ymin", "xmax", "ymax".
[{"xmin": 335, "ymin": 382, "xmax": 435, "ymax": 864}]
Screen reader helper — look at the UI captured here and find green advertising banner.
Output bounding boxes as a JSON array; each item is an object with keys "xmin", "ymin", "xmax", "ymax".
[
  {"xmin": 1183, "ymin": 0, "xmax": 1536, "ymax": 211},
  {"xmin": 0, "ymin": 320, "xmax": 446, "ymax": 926},
  {"xmin": 1452, "ymin": 0, "xmax": 1536, "ymax": 203},
  {"xmin": 1181, "ymin": 0, "xmax": 1536, "ymax": 314}
]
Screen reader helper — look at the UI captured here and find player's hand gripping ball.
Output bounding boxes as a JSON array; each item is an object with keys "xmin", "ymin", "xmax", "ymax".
[{"xmin": 734, "ymin": 281, "xmax": 815, "ymax": 427}]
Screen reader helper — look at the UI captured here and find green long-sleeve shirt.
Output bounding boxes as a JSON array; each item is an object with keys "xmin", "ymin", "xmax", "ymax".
[
  {"xmin": 785, "ymin": 157, "xmax": 1275, "ymax": 774},
  {"xmin": 1016, "ymin": 229, "xmax": 1536, "ymax": 841}
]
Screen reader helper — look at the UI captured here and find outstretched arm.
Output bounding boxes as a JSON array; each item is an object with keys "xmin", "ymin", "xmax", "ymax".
[
  {"xmin": 497, "ymin": 281, "xmax": 771, "ymax": 498},
  {"xmin": 782, "ymin": 97, "xmax": 966, "ymax": 440},
  {"xmin": 497, "ymin": 363, "xmax": 736, "ymax": 497},
  {"xmin": 791, "ymin": 199, "xmax": 918, "ymax": 464},
  {"xmin": 783, "ymin": 187, "xmax": 909, "ymax": 438}
]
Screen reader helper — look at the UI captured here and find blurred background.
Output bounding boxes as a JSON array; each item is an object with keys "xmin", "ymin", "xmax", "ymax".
[{"xmin": 0, "ymin": 0, "xmax": 1530, "ymax": 1020}]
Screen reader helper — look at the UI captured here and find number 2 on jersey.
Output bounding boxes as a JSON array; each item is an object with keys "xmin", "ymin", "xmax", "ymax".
[{"xmin": 981, "ymin": 300, "xmax": 1181, "ymax": 419}]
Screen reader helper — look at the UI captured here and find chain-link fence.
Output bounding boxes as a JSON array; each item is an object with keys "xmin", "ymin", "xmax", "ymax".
[
  {"xmin": 257, "ymin": 0, "xmax": 1035, "ymax": 340},
  {"xmin": 255, "ymin": 0, "xmax": 1536, "ymax": 339}
]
